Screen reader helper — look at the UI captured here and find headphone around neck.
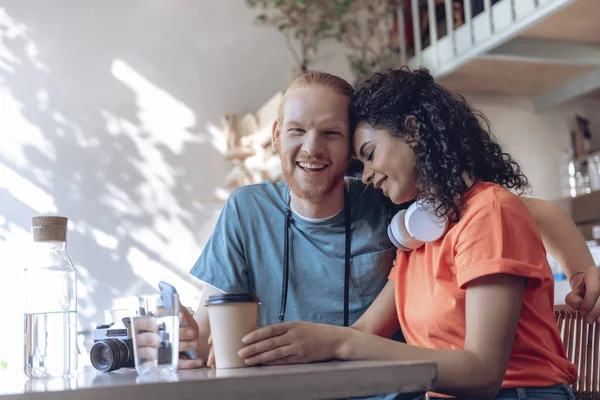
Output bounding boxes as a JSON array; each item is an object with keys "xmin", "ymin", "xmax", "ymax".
[{"xmin": 387, "ymin": 200, "xmax": 449, "ymax": 251}]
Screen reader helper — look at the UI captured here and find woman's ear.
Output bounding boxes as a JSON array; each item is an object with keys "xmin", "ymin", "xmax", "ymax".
[{"xmin": 403, "ymin": 115, "xmax": 420, "ymax": 145}]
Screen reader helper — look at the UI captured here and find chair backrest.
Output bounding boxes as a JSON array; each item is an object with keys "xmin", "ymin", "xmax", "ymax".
[{"xmin": 554, "ymin": 305, "xmax": 600, "ymax": 399}]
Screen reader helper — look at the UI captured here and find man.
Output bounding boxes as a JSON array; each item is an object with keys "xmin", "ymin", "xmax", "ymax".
[{"xmin": 178, "ymin": 72, "xmax": 600, "ymax": 375}]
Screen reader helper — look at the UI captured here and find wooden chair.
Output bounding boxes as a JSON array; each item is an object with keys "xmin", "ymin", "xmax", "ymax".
[{"xmin": 554, "ymin": 305, "xmax": 600, "ymax": 399}]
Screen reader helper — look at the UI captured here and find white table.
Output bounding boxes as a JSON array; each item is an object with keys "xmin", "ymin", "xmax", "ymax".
[{"xmin": 0, "ymin": 361, "xmax": 437, "ymax": 400}]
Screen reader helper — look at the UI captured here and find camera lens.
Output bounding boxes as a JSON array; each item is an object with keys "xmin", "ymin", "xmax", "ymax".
[{"xmin": 90, "ymin": 339, "xmax": 130, "ymax": 372}]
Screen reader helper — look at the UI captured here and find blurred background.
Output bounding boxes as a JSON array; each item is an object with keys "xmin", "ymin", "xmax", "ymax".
[{"xmin": 1, "ymin": 0, "xmax": 599, "ymax": 372}]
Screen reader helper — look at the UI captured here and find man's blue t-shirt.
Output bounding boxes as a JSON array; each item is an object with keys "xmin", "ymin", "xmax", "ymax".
[{"xmin": 190, "ymin": 178, "xmax": 396, "ymax": 329}]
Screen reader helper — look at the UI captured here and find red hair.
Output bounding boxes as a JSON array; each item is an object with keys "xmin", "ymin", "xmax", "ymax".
[{"xmin": 278, "ymin": 72, "xmax": 354, "ymax": 120}]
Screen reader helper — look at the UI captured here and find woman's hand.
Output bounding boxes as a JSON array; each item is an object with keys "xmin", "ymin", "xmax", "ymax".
[{"xmin": 238, "ymin": 322, "xmax": 346, "ymax": 366}]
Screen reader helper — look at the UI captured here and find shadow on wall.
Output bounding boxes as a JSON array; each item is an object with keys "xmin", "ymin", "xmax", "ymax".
[{"xmin": 0, "ymin": 0, "xmax": 265, "ymax": 341}]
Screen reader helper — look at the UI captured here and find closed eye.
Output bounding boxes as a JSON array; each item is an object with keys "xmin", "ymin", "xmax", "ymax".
[
  {"xmin": 325, "ymin": 131, "xmax": 341, "ymax": 136},
  {"xmin": 289, "ymin": 128, "xmax": 305, "ymax": 133},
  {"xmin": 367, "ymin": 149, "xmax": 375, "ymax": 162}
]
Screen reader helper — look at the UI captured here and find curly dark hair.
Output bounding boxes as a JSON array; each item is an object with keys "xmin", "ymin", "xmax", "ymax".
[{"xmin": 350, "ymin": 67, "xmax": 530, "ymax": 222}]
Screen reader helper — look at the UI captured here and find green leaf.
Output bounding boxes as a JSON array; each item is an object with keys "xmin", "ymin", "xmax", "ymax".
[
  {"xmin": 256, "ymin": 14, "xmax": 267, "ymax": 22},
  {"xmin": 278, "ymin": 24, "xmax": 287, "ymax": 31},
  {"xmin": 350, "ymin": 59, "xmax": 368, "ymax": 75},
  {"xmin": 0, "ymin": 361, "xmax": 7, "ymax": 370},
  {"xmin": 272, "ymin": 0, "xmax": 285, "ymax": 5},
  {"xmin": 332, "ymin": 0, "xmax": 355, "ymax": 16},
  {"xmin": 320, "ymin": 22, "xmax": 334, "ymax": 32}
]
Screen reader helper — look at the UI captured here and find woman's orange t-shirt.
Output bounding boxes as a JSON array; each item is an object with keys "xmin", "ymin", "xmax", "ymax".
[{"xmin": 390, "ymin": 182, "xmax": 576, "ymax": 393}]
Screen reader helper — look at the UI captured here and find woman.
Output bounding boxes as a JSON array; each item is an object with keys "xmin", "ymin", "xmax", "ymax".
[{"xmin": 238, "ymin": 68, "xmax": 577, "ymax": 399}]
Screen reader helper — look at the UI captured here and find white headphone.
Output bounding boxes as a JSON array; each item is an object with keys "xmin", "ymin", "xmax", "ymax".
[{"xmin": 387, "ymin": 200, "xmax": 449, "ymax": 251}]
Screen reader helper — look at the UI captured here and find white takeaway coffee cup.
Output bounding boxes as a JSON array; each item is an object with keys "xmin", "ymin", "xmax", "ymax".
[{"xmin": 205, "ymin": 293, "xmax": 260, "ymax": 369}]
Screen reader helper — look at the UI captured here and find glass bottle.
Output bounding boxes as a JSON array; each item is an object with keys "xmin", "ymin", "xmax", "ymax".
[{"xmin": 24, "ymin": 216, "xmax": 77, "ymax": 378}]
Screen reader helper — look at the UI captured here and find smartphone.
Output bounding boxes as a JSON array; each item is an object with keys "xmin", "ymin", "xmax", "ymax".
[{"xmin": 158, "ymin": 281, "xmax": 199, "ymax": 360}]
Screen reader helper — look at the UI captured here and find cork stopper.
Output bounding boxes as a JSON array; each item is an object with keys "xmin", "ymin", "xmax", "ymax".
[{"xmin": 31, "ymin": 216, "xmax": 68, "ymax": 242}]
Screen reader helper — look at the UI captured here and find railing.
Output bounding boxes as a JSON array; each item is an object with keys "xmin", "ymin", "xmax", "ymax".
[{"xmin": 392, "ymin": 0, "xmax": 575, "ymax": 78}]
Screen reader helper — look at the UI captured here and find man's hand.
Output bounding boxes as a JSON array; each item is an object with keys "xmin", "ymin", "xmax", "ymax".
[
  {"xmin": 178, "ymin": 305, "xmax": 206, "ymax": 369},
  {"xmin": 206, "ymin": 334, "xmax": 215, "ymax": 368},
  {"xmin": 133, "ymin": 318, "xmax": 161, "ymax": 367},
  {"xmin": 566, "ymin": 266, "xmax": 600, "ymax": 324},
  {"xmin": 238, "ymin": 322, "xmax": 345, "ymax": 366}
]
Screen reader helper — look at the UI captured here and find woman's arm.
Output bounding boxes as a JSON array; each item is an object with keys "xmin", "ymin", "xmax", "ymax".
[
  {"xmin": 351, "ymin": 280, "xmax": 399, "ymax": 338},
  {"xmin": 337, "ymin": 274, "xmax": 524, "ymax": 399},
  {"xmin": 240, "ymin": 273, "xmax": 525, "ymax": 399}
]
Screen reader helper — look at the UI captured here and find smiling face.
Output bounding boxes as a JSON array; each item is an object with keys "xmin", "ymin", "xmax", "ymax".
[
  {"xmin": 272, "ymin": 86, "xmax": 351, "ymax": 201},
  {"xmin": 353, "ymin": 123, "xmax": 418, "ymax": 204}
]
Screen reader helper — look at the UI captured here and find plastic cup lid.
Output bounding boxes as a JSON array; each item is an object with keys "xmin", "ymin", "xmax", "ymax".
[{"xmin": 205, "ymin": 293, "xmax": 259, "ymax": 306}]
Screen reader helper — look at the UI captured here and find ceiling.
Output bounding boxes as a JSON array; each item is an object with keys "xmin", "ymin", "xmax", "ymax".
[{"xmin": 436, "ymin": 0, "xmax": 600, "ymax": 108}]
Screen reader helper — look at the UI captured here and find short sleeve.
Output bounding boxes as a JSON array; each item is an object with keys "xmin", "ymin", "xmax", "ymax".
[
  {"xmin": 388, "ymin": 249, "xmax": 404, "ymax": 281},
  {"xmin": 454, "ymin": 200, "xmax": 547, "ymax": 289},
  {"xmin": 189, "ymin": 195, "xmax": 249, "ymax": 294}
]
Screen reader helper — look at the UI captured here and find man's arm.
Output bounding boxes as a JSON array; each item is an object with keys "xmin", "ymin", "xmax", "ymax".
[
  {"xmin": 521, "ymin": 197, "xmax": 600, "ymax": 322},
  {"xmin": 522, "ymin": 197, "xmax": 594, "ymax": 278},
  {"xmin": 180, "ymin": 194, "xmax": 251, "ymax": 368}
]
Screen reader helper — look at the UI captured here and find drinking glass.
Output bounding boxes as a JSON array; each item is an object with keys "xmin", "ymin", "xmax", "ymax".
[{"xmin": 130, "ymin": 294, "xmax": 180, "ymax": 376}]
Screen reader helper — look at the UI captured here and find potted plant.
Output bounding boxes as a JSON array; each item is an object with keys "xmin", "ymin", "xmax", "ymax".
[
  {"xmin": 246, "ymin": 0, "xmax": 356, "ymax": 77},
  {"xmin": 338, "ymin": 0, "xmax": 399, "ymax": 86}
]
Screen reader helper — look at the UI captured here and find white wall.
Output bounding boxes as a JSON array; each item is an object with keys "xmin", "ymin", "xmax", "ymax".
[
  {"xmin": 466, "ymin": 94, "xmax": 587, "ymax": 200},
  {"xmin": 0, "ymin": 0, "xmax": 351, "ymax": 371}
]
